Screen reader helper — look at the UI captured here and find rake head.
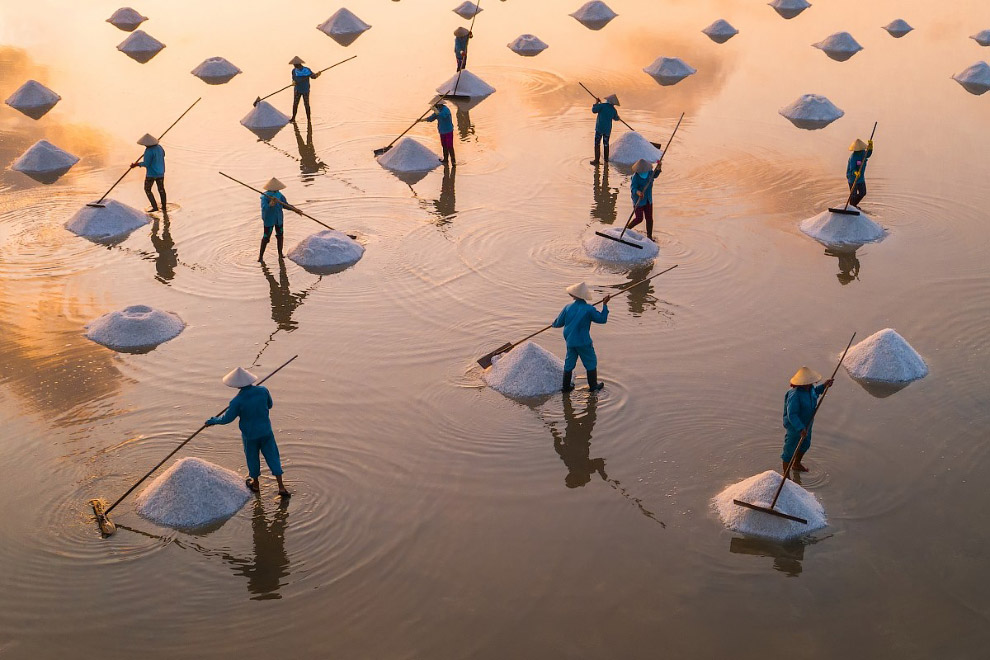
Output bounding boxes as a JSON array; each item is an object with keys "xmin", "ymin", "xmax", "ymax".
[{"xmin": 594, "ymin": 231, "xmax": 644, "ymax": 249}]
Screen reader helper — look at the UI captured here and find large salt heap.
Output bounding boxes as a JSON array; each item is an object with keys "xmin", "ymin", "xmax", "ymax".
[
  {"xmin": 570, "ymin": 1, "xmax": 618, "ymax": 31},
  {"xmin": 483, "ymin": 342, "xmax": 565, "ymax": 399},
  {"xmin": 65, "ymin": 199, "xmax": 151, "ymax": 243},
  {"xmin": 608, "ymin": 131, "xmax": 662, "ymax": 167},
  {"xmin": 85, "ymin": 305, "xmax": 185, "ymax": 352},
  {"xmin": 779, "ymin": 94, "xmax": 844, "ymax": 129},
  {"xmin": 800, "ymin": 206, "xmax": 885, "ymax": 247},
  {"xmin": 583, "ymin": 226, "xmax": 659, "ymax": 262},
  {"xmin": 240, "ymin": 101, "xmax": 291, "ymax": 141},
  {"xmin": 508, "ymin": 34, "xmax": 549, "ymax": 57},
  {"xmin": 436, "ymin": 70, "xmax": 496, "ymax": 100},
  {"xmin": 191, "ymin": 57, "xmax": 242, "ymax": 85},
  {"xmin": 135, "ymin": 457, "xmax": 251, "ymax": 529},
  {"xmin": 883, "ymin": 19, "xmax": 914, "ymax": 38},
  {"xmin": 952, "ymin": 62, "xmax": 990, "ymax": 95},
  {"xmin": 289, "ymin": 230, "xmax": 365, "ymax": 272},
  {"xmin": 117, "ymin": 30, "xmax": 166, "ymax": 63},
  {"xmin": 702, "ymin": 19, "xmax": 739, "ymax": 44},
  {"xmin": 643, "ymin": 57, "xmax": 697, "ymax": 86},
  {"xmin": 452, "ymin": 1, "xmax": 483, "ymax": 19},
  {"xmin": 769, "ymin": 0, "xmax": 811, "ymax": 20},
  {"xmin": 317, "ymin": 8, "xmax": 371, "ymax": 46},
  {"xmin": 107, "ymin": 7, "xmax": 147, "ymax": 31},
  {"xmin": 843, "ymin": 329, "xmax": 928, "ymax": 384},
  {"xmin": 813, "ymin": 32, "xmax": 863, "ymax": 61},
  {"xmin": 11, "ymin": 140, "xmax": 79, "ymax": 184},
  {"xmin": 971, "ymin": 30, "xmax": 990, "ymax": 47},
  {"xmin": 5, "ymin": 80, "xmax": 61, "ymax": 120},
  {"xmin": 377, "ymin": 138, "xmax": 442, "ymax": 175},
  {"xmin": 714, "ymin": 470, "xmax": 827, "ymax": 541}
]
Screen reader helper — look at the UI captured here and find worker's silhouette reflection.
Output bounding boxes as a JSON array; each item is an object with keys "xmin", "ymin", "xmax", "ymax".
[
  {"xmin": 824, "ymin": 246, "xmax": 860, "ymax": 285},
  {"xmin": 229, "ymin": 498, "xmax": 291, "ymax": 600},
  {"xmin": 430, "ymin": 163, "xmax": 457, "ymax": 224},
  {"xmin": 150, "ymin": 211, "xmax": 177, "ymax": 284},
  {"xmin": 591, "ymin": 163, "xmax": 618, "ymax": 225},
  {"xmin": 728, "ymin": 536, "xmax": 805, "ymax": 577},
  {"xmin": 551, "ymin": 394, "xmax": 607, "ymax": 488},
  {"xmin": 294, "ymin": 120, "xmax": 326, "ymax": 177},
  {"xmin": 456, "ymin": 106, "xmax": 474, "ymax": 141},
  {"xmin": 618, "ymin": 263, "xmax": 658, "ymax": 317},
  {"xmin": 261, "ymin": 259, "xmax": 308, "ymax": 332}
]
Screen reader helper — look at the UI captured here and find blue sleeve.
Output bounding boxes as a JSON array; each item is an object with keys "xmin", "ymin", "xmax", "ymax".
[
  {"xmin": 814, "ymin": 383, "xmax": 828, "ymax": 396},
  {"xmin": 425, "ymin": 112, "xmax": 438, "ymax": 123},
  {"xmin": 590, "ymin": 303, "xmax": 608, "ymax": 324},
  {"xmin": 208, "ymin": 398, "xmax": 239, "ymax": 426},
  {"xmin": 785, "ymin": 394, "xmax": 805, "ymax": 432},
  {"xmin": 592, "ymin": 103, "xmax": 600, "ymax": 115},
  {"xmin": 552, "ymin": 308, "xmax": 567, "ymax": 328},
  {"xmin": 261, "ymin": 194, "xmax": 267, "ymax": 212}
]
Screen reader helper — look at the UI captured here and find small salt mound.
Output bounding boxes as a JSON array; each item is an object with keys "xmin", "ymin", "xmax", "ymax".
[
  {"xmin": 972, "ymin": 30, "xmax": 990, "ymax": 47},
  {"xmin": 583, "ymin": 225, "xmax": 659, "ymax": 262},
  {"xmin": 702, "ymin": 19, "xmax": 739, "ymax": 44},
  {"xmin": 240, "ymin": 101, "xmax": 290, "ymax": 140},
  {"xmin": 883, "ymin": 19, "xmax": 914, "ymax": 38},
  {"xmin": 812, "ymin": 32, "xmax": 863, "ymax": 61},
  {"xmin": 4, "ymin": 80, "xmax": 61, "ymax": 119},
  {"xmin": 191, "ymin": 57, "xmax": 242, "ymax": 85},
  {"xmin": 436, "ymin": 69, "xmax": 496, "ymax": 99},
  {"xmin": 288, "ymin": 230, "xmax": 365, "ymax": 271},
  {"xmin": 800, "ymin": 206, "xmax": 885, "ymax": 247},
  {"xmin": 643, "ymin": 57, "xmax": 697, "ymax": 86},
  {"xmin": 952, "ymin": 62, "xmax": 990, "ymax": 96},
  {"xmin": 85, "ymin": 304, "xmax": 185, "ymax": 351},
  {"xmin": 12, "ymin": 139, "xmax": 79, "ymax": 184},
  {"xmin": 608, "ymin": 131, "xmax": 662, "ymax": 167},
  {"xmin": 570, "ymin": 1, "xmax": 618, "ymax": 30},
  {"xmin": 107, "ymin": 7, "xmax": 147, "ymax": 31},
  {"xmin": 779, "ymin": 94, "xmax": 844, "ymax": 130},
  {"xmin": 117, "ymin": 30, "xmax": 166, "ymax": 63},
  {"xmin": 377, "ymin": 138, "xmax": 442, "ymax": 174},
  {"xmin": 136, "ymin": 457, "xmax": 251, "ymax": 529},
  {"xmin": 713, "ymin": 470, "xmax": 826, "ymax": 541},
  {"xmin": 452, "ymin": 1, "xmax": 482, "ymax": 19},
  {"xmin": 65, "ymin": 198, "xmax": 150, "ymax": 242},
  {"xmin": 843, "ymin": 329, "xmax": 928, "ymax": 383},
  {"xmin": 768, "ymin": 0, "xmax": 811, "ymax": 20},
  {"xmin": 483, "ymin": 341, "xmax": 564, "ymax": 398},
  {"xmin": 507, "ymin": 34, "xmax": 549, "ymax": 56},
  {"xmin": 317, "ymin": 8, "xmax": 371, "ymax": 46}
]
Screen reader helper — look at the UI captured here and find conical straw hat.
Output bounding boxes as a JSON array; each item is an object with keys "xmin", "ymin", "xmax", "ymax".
[
  {"xmin": 790, "ymin": 366, "xmax": 822, "ymax": 386},
  {"xmin": 566, "ymin": 282, "xmax": 594, "ymax": 302},
  {"xmin": 605, "ymin": 94, "xmax": 620, "ymax": 106},
  {"xmin": 264, "ymin": 177, "xmax": 286, "ymax": 191},
  {"xmin": 849, "ymin": 138, "xmax": 868, "ymax": 151},
  {"xmin": 289, "ymin": 56, "xmax": 305, "ymax": 65},
  {"xmin": 222, "ymin": 367, "xmax": 258, "ymax": 388},
  {"xmin": 632, "ymin": 159, "xmax": 652, "ymax": 173},
  {"xmin": 137, "ymin": 134, "xmax": 158, "ymax": 146},
  {"xmin": 454, "ymin": 27, "xmax": 470, "ymax": 37}
]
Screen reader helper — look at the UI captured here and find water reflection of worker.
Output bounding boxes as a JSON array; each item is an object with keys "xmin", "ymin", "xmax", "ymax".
[
  {"xmin": 289, "ymin": 56, "xmax": 321, "ymax": 123},
  {"xmin": 150, "ymin": 211, "xmax": 177, "ymax": 284},
  {"xmin": 846, "ymin": 138, "xmax": 874, "ymax": 207},
  {"xmin": 261, "ymin": 260, "xmax": 306, "ymax": 332},
  {"xmin": 232, "ymin": 498, "xmax": 291, "ymax": 600},
  {"xmin": 825, "ymin": 247, "xmax": 860, "ymax": 285},
  {"xmin": 551, "ymin": 394, "xmax": 607, "ymax": 488},
  {"xmin": 591, "ymin": 162, "xmax": 618, "ymax": 225},
  {"xmin": 456, "ymin": 106, "xmax": 474, "ymax": 141},
  {"xmin": 293, "ymin": 121, "xmax": 326, "ymax": 177},
  {"xmin": 432, "ymin": 163, "xmax": 456, "ymax": 220},
  {"xmin": 454, "ymin": 27, "xmax": 473, "ymax": 71},
  {"xmin": 621, "ymin": 264, "xmax": 655, "ymax": 317}
]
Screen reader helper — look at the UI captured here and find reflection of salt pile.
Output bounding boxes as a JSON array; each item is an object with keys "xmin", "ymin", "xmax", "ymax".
[
  {"xmin": 5, "ymin": 80, "xmax": 61, "ymax": 119},
  {"xmin": 12, "ymin": 140, "xmax": 79, "ymax": 184},
  {"xmin": 136, "ymin": 457, "xmax": 251, "ymax": 529},
  {"xmin": 240, "ymin": 101, "xmax": 291, "ymax": 140},
  {"xmin": 702, "ymin": 19, "xmax": 739, "ymax": 44},
  {"xmin": 65, "ymin": 199, "xmax": 150, "ymax": 242},
  {"xmin": 483, "ymin": 342, "xmax": 564, "ymax": 398},
  {"xmin": 584, "ymin": 226, "xmax": 659, "ymax": 262},
  {"xmin": 779, "ymin": 94, "xmax": 844, "ymax": 129},
  {"xmin": 317, "ymin": 8, "xmax": 371, "ymax": 46},
  {"xmin": 452, "ymin": 1, "xmax": 482, "ymax": 19},
  {"xmin": 843, "ymin": 329, "xmax": 928, "ymax": 383},
  {"xmin": 769, "ymin": 0, "xmax": 811, "ymax": 20},
  {"xmin": 643, "ymin": 57, "xmax": 697, "ymax": 86},
  {"xmin": 436, "ymin": 70, "xmax": 496, "ymax": 99},
  {"xmin": 117, "ymin": 30, "xmax": 166, "ymax": 63},
  {"xmin": 85, "ymin": 304, "xmax": 185, "ymax": 351},
  {"xmin": 952, "ymin": 62, "xmax": 990, "ymax": 95},
  {"xmin": 289, "ymin": 230, "xmax": 365, "ymax": 271},
  {"xmin": 107, "ymin": 7, "xmax": 148, "ymax": 31},
  {"xmin": 570, "ymin": 1, "xmax": 618, "ymax": 30},
  {"xmin": 377, "ymin": 138, "xmax": 441, "ymax": 173},
  {"xmin": 714, "ymin": 471, "xmax": 827, "ymax": 541},
  {"xmin": 972, "ymin": 30, "xmax": 990, "ymax": 47},
  {"xmin": 191, "ymin": 57, "xmax": 242, "ymax": 85},
  {"xmin": 883, "ymin": 19, "xmax": 914, "ymax": 38},
  {"xmin": 507, "ymin": 34, "xmax": 549, "ymax": 56},
  {"xmin": 812, "ymin": 32, "xmax": 863, "ymax": 61},
  {"xmin": 800, "ymin": 207, "xmax": 885, "ymax": 247},
  {"xmin": 608, "ymin": 131, "xmax": 662, "ymax": 166}
]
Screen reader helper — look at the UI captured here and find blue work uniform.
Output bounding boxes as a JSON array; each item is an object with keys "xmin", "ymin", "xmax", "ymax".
[
  {"xmin": 846, "ymin": 145, "xmax": 873, "ymax": 206},
  {"xmin": 630, "ymin": 171, "xmax": 653, "ymax": 207},
  {"xmin": 206, "ymin": 385, "xmax": 283, "ymax": 478},
  {"xmin": 454, "ymin": 34, "xmax": 471, "ymax": 69},
  {"xmin": 781, "ymin": 383, "xmax": 827, "ymax": 462},
  {"xmin": 261, "ymin": 191, "xmax": 287, "ymax": 238},
  {"xmin": 292, "ymin": 66, "xmax": 315, "ymax": 94},
  {"xmin": 552, "ymin": 299, "xmax": 609, "ymax": 371},
  {"xmin": 137, "ymin": 145, "xmax": 165, "ymax": 178},
  {"xmin": 425, "ymin": 105, "xmax": 454, "ymax": 134},
  {"xmin": 592, "ymin": 102, "xmax": 619, "ymax": 136}
]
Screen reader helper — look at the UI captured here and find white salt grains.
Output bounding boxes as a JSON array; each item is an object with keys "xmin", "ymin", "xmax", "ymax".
[
  {"xmin": 779, "ymin": 94, "xmax": 844, "ymax": 129},
  {"xmin": 971, "ymin": 30, "xmax": 990, "ymax": 47},
  {"xmin": 952, "ymin": 61, "xmax": 990, "ymax": 95},
  {"xmin": 583, "ymin": 226, "xmax": 659, "ymax": 263},
  {"xmin": 377, "ymin": 138, "xmax": 442, "ymax": 173},
  {"xmin": 452, "ymin": 1, "xmax": 483, "ymax": 19},
  {"xmin": 769, "ymin": 0, "xmax": 811, "ymax": 20},
  {"xmin": 191, "ymin": 57, "xmax": 242, "ymax": 85},
  {"xmin": 570, "ymin": 1, "xmax": 618, "ymax": 30},
  {"xmin": 643, "ymin": 57, "xmax": 697, "ymax": 86},
  {"xmin": 436, "ymin": 70, "xmax": 496, "ymax": 99},
  {"xmin": 607, "ymin": 131, "xmax": 662, "ymax": 167},
  {"xmin": 11, "ymin": 140, "xmax": 79, "ymax": 184},
  {"xmin": 135, "ymin": 457, "xmax": 251, "ymax": 529},
  {"xmin": 240, "ymin": 101, "xmax": 291, "ymax": 140},
  {"xmin": 288, "ymin": 230, "xmax": 365, "ymax": 272},
  {"xmin": 317, "ymin": 8, "xmax": 371, "ymax": 46},
  {"xmin": 117, "ymin": 30, "xmax": 166, "ymax": 63},
  {"xmin": 483, "ymin": 342, "xmax": 565, "ymax": 398},
  {"xmin": 508, "ymin": 34, "xmax": 549, "ymax": 56},
  {"xmin": 85, "ymin": 305, "xmax": 185, "ymax": 351},
  {"xmin": 107, "ymin": 7, "xmax": 147, "ymax": 32},
  {"xmin": 5, "ymin": 80, "xmax": 61, "ymax": 119},
  {"xmin": 843, "ymin": 329, "xmax": 928, "ymax": 384},
  {"xmin": 813, "ymin": 32, "xmax": 863, "ymax": 61},
  {"xmin": 713, "ymin": 470, "xmax": 827, "ymax": 541},
  {"xmin": 65, "ymin": 199, "xmax": 151, "ymax": 242},
  {"xmin": 883, "ymin": 19, "xmax": 914, "ymax": 38},
  {"xmin": 702, "ymin": 19, "xmax": 739, "ymax": 44},
  {"xmin": 799, "ymin": 207, "xmax": 886, "ymax": 247}
]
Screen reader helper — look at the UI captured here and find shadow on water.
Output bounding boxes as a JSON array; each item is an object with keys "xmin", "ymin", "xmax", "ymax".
[
  {"xmin": 150, "ymin": 212, "xmax": 178, "ymax": 284},
  {"xmin": 456, "ymin": 106, "xmax": 474, "ymax": 142},
  {"xmin": 293, "ymin": 121, "xmax": 327, "ymax": 179},
  {"xmin": 591, "ymin": 163, "xmax": 618, "ymax": 225},
  {"xmin": 824, "ymin": 246, "xmax": 861, "ymax": 286},
  {"xmin": 421, "ymin": 163, "xmax": 457, "ymax": 228},
  {"xmin": 253, "ymin": 259, "xmax": 322, "ymax": 365},
  {"xmin": 728, "ymin": 533, "xmax": 833, "ymax": 578}
]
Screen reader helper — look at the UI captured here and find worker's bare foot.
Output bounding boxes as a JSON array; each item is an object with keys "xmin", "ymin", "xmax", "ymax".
[
  {"xmin": 793, "ymin": 463, "xmax": 809, "ymax": 472},
  {"xmin": 245, "ymin": 477, "xmax": 260, "ymax": 492}
]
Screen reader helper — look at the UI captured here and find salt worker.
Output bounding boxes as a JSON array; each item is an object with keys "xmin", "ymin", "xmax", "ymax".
[
  {"xmin": 782, "ymin": 366, "xmax": 834, "ymax": 475},
  {"xmin": 258, "ymin": 178, "xmax": 301, "ymax": 262},
  {"xmin": 423, "ymin": 99, "xmax": 456, "ymax": 166},
  {"xmin": 846, "ymin": 137, "xmax": 874, "ymax": 207},
  {"xmin": 553, "ymin": 282, "xmax": 611, "ymax": 393},
  {"xmin": 206, "ymin": 366, "xmax": 290, "ymax": 497},
  {"xmin": 454, "ymin": 27, "xmax": 473, "ymax": 71},
  {"xmin": 627, "ymin": 158, "xmax": 659, "ymax": 241},
  {"xmin": 289, "ymin": 56, "xmax": 321, "ymax": 123},
  {"xmin": 590, "ymin": 94, "xmax": 620, "ymax": 165},
  {"xmin": 130, "ymin": 134, "xmax": 166, "ymax": 212}
]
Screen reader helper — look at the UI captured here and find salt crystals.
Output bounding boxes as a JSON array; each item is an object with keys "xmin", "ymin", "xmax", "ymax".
[
  {"xmin": 769, "ymin": 0, "xmax": 811, "ymax": 20},
  {"xmin": 240, "ymin": 101, "xmax": 291, "ymax": 141},
  {"xmin": 288, "ymin": 230, "xmax": 365, "ymax": 273},
  {"xmin": 972, "ymin": 30, "xmax": 990, "ymax": 47},
  {"xmin": 812, "ymin": 32, "xmax": 863, "ymax": 62},
  {"xmin": 85, "ymin": 304, "xmax": 185, "ymax": 352},
  {"xmin": 11, "ymin": 140, "xmax": 79, "ymax": 184},
  {"xmin": 779, "ymin": 94, "xmax": 844, "ymax": 130},
  {"xmin": 583, "ymin": 226, "xmax": 659, "ymax": 262},
  {"xmin": 317, "ymin": 8, "xmax": 371, "ymax": 46},
  {"xmin": 65, "ymin": 199, "xmax": 150, "ymax": 243},
  {"xmin": 4, "ymin": 80, "xmax": 61, "ymax": 120},
  {"xmin": 800, "ymin": 206, "xmax": 885, "ymax": 247},
  {"xmin": 952, "ymin": 61, "xmax": 990, "ymax": 95},
  {"xmin": 570, "ymin": 1, "xmax": 618, "ymax": 31},
  {"xmin": 452, "ymin": 1, "xmax": 483, "ymax": 19},
  {"xmin": 608, "ymin": 131, "xmax": 662, "ymax": 167},
  {"xmin": 643, "ymin": 57, "xmax": 697, "ymax": 86},
  {"xmin": 882, "ymin": 19, "xmax": 914, "ymax": 38},
  {"xmin": 117, "ymin": 30, "xmax": 166, "ymax": 63},
  {"xmin": 377, "ymin": 138, "xmax": 442, "ymax": 175},
  {"xmin": 106, "ymin": 7, "xmax": 147, "ymax": 32},
  {"xmin": 191, "ymin": 57, "xmax": 242, "ymax": 85},
  {"xmin": 135, "ymin": 457, "xmax": 251, "ymax": 529},
  {"xmin": 713, "ymin": 470, "xmax": 827, "ymax": 541},
  {"xmin": 843, "ymin": 329, "xmax": 928, "ymax": 384},
  {"xmin": 436, "ymin": 69, "xmax": 496, "ymax": 99},
  {"xmin": 702, "ymin": 19, "xmax": 739, "ymax": 44},
  {"xmin": 483, "ymin": 341, "xmax": 565, "ymax": 399},
  {"xmin": 507, "ymin": 34, "xmax": 549, "ymax": 57}
]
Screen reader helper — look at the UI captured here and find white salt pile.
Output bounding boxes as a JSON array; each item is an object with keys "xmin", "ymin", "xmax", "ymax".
[
  {"xmin": 317, "ymin": 8, "xmax": 371, "ymax": 46},
  {"xmin": 799, "ymin": 206, "xmax": 885, "ymax": 247},
  {"xmin": 117, "ymin": 30, "xmax": 165, "ymax": 63},
  {"xmin": 240, "ymin": 101, "xmax": 291, "ymax": 141},
  {"xmin": 4, "ymin": 80, "xmax": 61, "ymax": 120},
  {"xmin": 608, "ymin": 131, "xmax": 662, "ymax": 167},
  {"xmin": 843, "ymin": 329, "xmax": 928, "ymax": 383},
  {"xmin": 569, "ymin": 1, "xmax": 618, "ymax": 30},
  {"xmin": 135, "ymin": 457, "xmax": 251, "ymax": 529},
  {"xmin": 483, "ymin": 341, "xmax": 564, "ymax": 398},
  {"xmin": 85, "ymin": 304, "xmax": 185, "ymax": 351},
  {"xmin": 768, "ymin": 0, "xmax": 811, "ymax": 20},
  {"xmin": 812, "ymin": 32, "xmax": 863, "ymax": 61},
  {"xmin": 377, "ymin": 138, "xmax": 442, "ymax": 173},
  {"xmin": 972, "ymin": 30, "xmax": 990, "ymax": 47},
  {"xmin": 713, "ymin": 470, "xmax": 827, "ymax": 541},
  {"xmin": 584, "ymin": 226, "xmax": 659, "ymax": 262},
  {"xmin": 106, "ymin": 7, "xmax": 147, "ymax": 32},
  {"xmin": 779, "ymin": 94, "xmax": 844, "ymax": 130},
  {"xmin": 436, "ymin": 70, "xmax": 496, "ymax": 99},
  {"xmin": 507, "ymin": 34, "xmax": 549, "ymax": 57},
  {"xmin": 65, "ymin": 199, "xmax": 150, "ymax": 242},
  {"xmin": 288, "ymin": 230, "xmax": 365, "ymax": 271},
  {"xmin": 452, "ymin": 1, "xmax": 482, "ymax": 19},
  {"xmin": 191, "ymin": 57, "xmax": 242, "ymax": 85},
  {"xmin": 11, "ymin": 139, "xmax": 79, "ymax": 184},
  {"xmin": 643, "ymin": 57, "xmax": 697, "ymax": 86},
  {"xmin": 702, "ymin": 19, "xmax": 739, "ymax": 44},
  {"xmin": 883, "ymin": 19, "xmax": 914, "ymax": 38},
  {"xmin": 952, "ymin": 62, "xmax": 990, "ymax": 95}
]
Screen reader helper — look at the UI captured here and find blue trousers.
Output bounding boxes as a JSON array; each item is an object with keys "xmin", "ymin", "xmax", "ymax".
[
  {"xmin": 564, "ymin": 344, "xmax": 598, "ymax": 371},
  {"xmin": 243, "ymin": 432, "xmax": 283, "ymax": 478},
  {"xmin": 781, "ymin": 430, "xmax": 811, "ymax": 463},
  {"xmin": 848, "ymin": 179, "xmax": 867, "ymax": 206},
  {"xmin": 594, "ymin": 131, "xmax": 611, "ymax": 150}
]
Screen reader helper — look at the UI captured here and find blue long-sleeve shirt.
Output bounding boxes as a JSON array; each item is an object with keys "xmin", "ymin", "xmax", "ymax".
[
  {"xmin": 846, "ymin": 147, "xmax": 873, "ymax": 185},
  {"xmin": 454, "ymin": 35, "xmax": 471, "ymax": 55},
  {"xmin": 137, "ymin": 145, "xmax": 165, "ymax": 178},
  {"xmin": 292, "ymin": 66, "xmax": 316, "ymax": 94},
  {"xmin": 552, "ymin": 299, "xmax": 609, "ymax": 348},
  {"xmin": 592, "ymin": 102, "xmax": 620, "ymax": 136},
  {"xmin": 261, "ymin": 191, "xmax": 287, "ymax": 228},
  {"xmin": 630, "ymin": 171, "xmax": 653, "ymax": 206},
  {"xmin": 783, "ymin": 383, "xmax": 827, "ymax": 436},
  {"xmin": 206, "ymin": 385, "xmax": 274, "ymax": 441},
  {"xmin": 425, "ymin": 105, "xmax": 454, "ymax": 134}
]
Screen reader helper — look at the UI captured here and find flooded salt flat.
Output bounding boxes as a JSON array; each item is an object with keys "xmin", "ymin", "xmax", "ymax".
[{"xmin": 1, "ymin": 0, "xmax": 989, "ymax": 657}]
